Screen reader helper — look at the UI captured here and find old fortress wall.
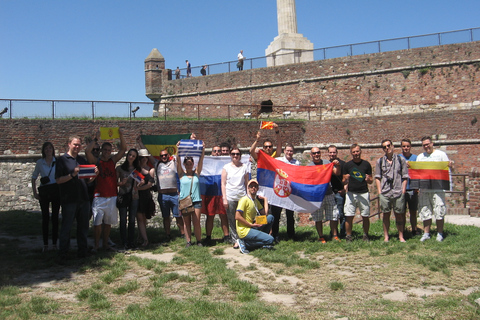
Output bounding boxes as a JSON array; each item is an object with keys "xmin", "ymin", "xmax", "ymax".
[{"xmin": 1, "ymin": 42, "xmax": 480, "ymax": 216}]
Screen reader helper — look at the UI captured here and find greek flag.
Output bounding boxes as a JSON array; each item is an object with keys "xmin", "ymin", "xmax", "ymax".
[{"xmin": 178, "ymin": 139, "xmax": 203, "ymax": 157}]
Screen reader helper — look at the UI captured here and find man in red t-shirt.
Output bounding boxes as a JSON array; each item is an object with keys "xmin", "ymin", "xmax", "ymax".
[{"xmin": 86, "ymin": 129, "xmax": 126, "ymax": 251}]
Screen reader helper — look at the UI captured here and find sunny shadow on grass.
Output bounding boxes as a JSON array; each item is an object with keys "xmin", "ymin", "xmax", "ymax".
[{"xmin": 1, "ymin": 210, "xmax": 480, "ymax": 319}]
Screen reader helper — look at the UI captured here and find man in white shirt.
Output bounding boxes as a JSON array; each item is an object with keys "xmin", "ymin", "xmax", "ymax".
[{"xmin": 416, "ymin": 136, "xmax": 451, "ymax": 242}]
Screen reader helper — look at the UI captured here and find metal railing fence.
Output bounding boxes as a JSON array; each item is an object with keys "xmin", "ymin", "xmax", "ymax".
[
  {"xmin": 0, "ymin": 99, "xmax": 319, "ymax": 121},
  {"xmin": 176, "ymin": 27, "xmax": 480, "ymax": 78}
]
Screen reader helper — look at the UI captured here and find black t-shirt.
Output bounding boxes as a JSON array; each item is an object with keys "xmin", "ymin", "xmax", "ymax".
[
  {"xmin": 55, "ymin": 153, "xmax": 89, "ymax": 204},
  {"xmin": 343, "ymin": 159, "xmax": 372, "ymax": 193},
  {"xmin": 330, "ymin": 158, "xmax": 345, "ymax": 193}
]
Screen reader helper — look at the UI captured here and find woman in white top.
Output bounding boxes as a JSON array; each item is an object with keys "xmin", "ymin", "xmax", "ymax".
[
  {"xmin": 32, "ymin": 142, "xmax": 60, "ymax": 252},
  {"xmin": 221, "ymin": 147, "xmax": 249, "ymax": 248}
]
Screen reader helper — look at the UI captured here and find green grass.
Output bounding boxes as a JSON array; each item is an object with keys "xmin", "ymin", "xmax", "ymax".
[{"xmin": 1, "ymin": 209, "xmax": 480, "ymax": 319}]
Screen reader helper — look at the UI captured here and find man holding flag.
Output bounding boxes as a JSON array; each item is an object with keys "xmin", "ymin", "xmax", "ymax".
[
  {"xmin": 250, "ymin": 122, "xmax": 282, "ymax": 179},
  {"xmin": 56, "ymin": 136, "xmax": 98, "ymax": 259},
  {"xmin": 86, "ymin": 129, "xmax": 127, "ymax": 252},
  {"xmin": 414, "ymin": 136, "xmax": 452, "ymax": 242}
]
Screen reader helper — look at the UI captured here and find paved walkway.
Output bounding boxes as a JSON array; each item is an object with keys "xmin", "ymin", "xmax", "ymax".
[{"xmin": 445, "ymin": 215, "xmax": 480, "ymax": 228}]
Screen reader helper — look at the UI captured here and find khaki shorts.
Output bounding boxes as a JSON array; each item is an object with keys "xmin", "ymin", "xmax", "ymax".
[
  {"xmin": 344, "ymin": 192, "xmax": 370, "ymax": 218},
  {"xmin": 379, "ymin": 193, "xmax": 406, "ymax": 214},
  {"xmin": 418, "ymin": 191, "xmax": 446, "ymax": 221}
]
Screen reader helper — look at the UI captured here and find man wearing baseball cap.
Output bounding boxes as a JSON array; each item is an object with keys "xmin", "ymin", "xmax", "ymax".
[{"xmin": 235, "ymin": 179, "xmax": 274, "ymax": 254}]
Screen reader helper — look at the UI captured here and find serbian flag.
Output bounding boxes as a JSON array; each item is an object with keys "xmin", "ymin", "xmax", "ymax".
[
  {"xmin": 178, "ymin": 139, "xmax": 203, "ymax": 157},
  {"xmin": 78, "ymin": 165, "xmax": 96, "ymax": 179},
  {"xmin": 408, "ymin": 161, "xmax": 450, "ymax": 190},
  {"xmin": 99, "ymin": 127, "xmax": 120, "ymax": 140},
  {"xmin": 200, "ymin": 155, "xmax": 251, "ymax": 214},
  {"xmin": 130, "ymin": 170, "xmax": 144, "ymax": 183},
  {"xmin": 257, "ymin": 151, "xmax": 333, "ymax": 213},
  {"xmin": 141, "ymin": 134, "xmax": 190, "ymax": 160},
  {"xmin": 260, "ymin": 121, "xmax": 274, "ymax": 130}
]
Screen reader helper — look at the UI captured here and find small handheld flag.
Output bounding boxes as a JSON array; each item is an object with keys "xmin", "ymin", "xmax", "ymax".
[
  {"xmin": 130, "ymin": 170, "xmax": 145, "ymax": 183},
  {"xmin": 260, "ymin": 121, "xmax": 274, "ymax": 130},
  {"xmin": 100, "ymin": 127, "xmax": 120, "ymax": 140},
  {"xmin": 178, "ymin": 139, "xmax": 203, "ymax": 157},
  {"xmin": 78, "ymin": 165, "xmax": 96, "ymax": 179}
]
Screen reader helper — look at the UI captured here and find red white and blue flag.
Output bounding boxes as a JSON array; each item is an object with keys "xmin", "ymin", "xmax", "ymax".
[
  {"xmin": 257, "ymin": 151, "xmax": 333, "ymax": 213},
  {"xmin": 130, "ymin": 170, "xmax": 145, "ymax": 184},
  {"xmin": 78, "ymin": 165, "xmax": 96, "ymax": 179},
  {"xmin": 178, "ymin": 139, "xmax": 203, "ymax": 158},
  {"xmin": 199, "ymin": 155, "xmax": 251, "ymax": 214}
]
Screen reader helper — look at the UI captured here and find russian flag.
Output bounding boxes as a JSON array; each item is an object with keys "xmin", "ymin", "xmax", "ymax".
[
  {"xmin": 78, "ymin": 165, "xmax": 96, "ymax": 179},
  {"xmin": 257, "ymin": 151, "xmax": 333, "ymax": 213},
  {"xmin": 408, "ymin": 161, "xmax": 450, "ymax": 190},
  {"xmin": 199, "ymin": 155, "xmax": 251, "ymax": 214},
  {"xmin": 130, "ymin": 170, "xmax": 145, "ymax": 183},
  {"xmin": 178, "ymin": 139, "xmax": 204, "ymax": 158}
]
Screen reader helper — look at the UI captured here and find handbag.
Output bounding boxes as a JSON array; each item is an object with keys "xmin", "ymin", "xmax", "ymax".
[
  {"xmin": 179, "ymin": 175, "xmax": 195, "ymax": 217},
  {"xmin": 145, "ymin": 197, "xmax": 156, "ymax": 219},
  {"xmin": 116, "ymin": 179, "xmax": 133, "ymax": 208}
]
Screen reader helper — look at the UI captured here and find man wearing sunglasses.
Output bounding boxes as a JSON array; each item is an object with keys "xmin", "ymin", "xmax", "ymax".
[
  {"xmin": 374, "ymin": 139, "xmax": 409, "ymax": 243},
  {"xmin": 249, "ymin": 122, "xmax": 282, "ymax": 179},
  {"xmin": 309, "ymin": 147, "xmax": 341, "ymax": 243}
]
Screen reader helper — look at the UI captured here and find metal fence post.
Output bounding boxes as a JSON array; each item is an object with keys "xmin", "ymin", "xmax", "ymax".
[
  {"xmin": 52, "ymin": 101, "xmax": 55, "ymax": 120},
  {"xmin": 92, "ymin": 101, "xmax": 95, "ymax": 120}
]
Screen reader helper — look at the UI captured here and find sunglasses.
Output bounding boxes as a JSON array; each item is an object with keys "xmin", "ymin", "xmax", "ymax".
[
  {"xmin": 212, "ymin": 150, "xmax": 221, "ymax": 153},
  {"xmin": 231, "ymin": 152, "xmax": 240, "ymax": 156},
  {"xmin": 263, "ymin": 145, "xmax": 273, "ymax": 149},
  {"xmin": 382, "ymin": 144, "xmax": 391, "ymax": 150},
  {"xmin": 92, "ymin": 148, "xmax": 100, "ymax": 152},
  {"xmin": 160, "ymin": 154, "xmax": 169, "ymax": 157},
  {"xmin": 311, "ymin": 151, "xmax": 320, "ymax": 155}
]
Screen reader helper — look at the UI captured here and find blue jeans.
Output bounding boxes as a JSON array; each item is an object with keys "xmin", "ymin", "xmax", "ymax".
[
  {"xmin": 118, "ymin": 199, "xmax": 138, "ymax": 247},
  {"xmin": 243, "ymin": 215, "xmax": 275, "ymax": 249},
  {"xmin": 59, "ymin": 200, "xmax": 90, "ymax": 257},
  {"xmin": 334, "ymin": 192, "xmax": 346, "ymax": 236},
  {"xmin": 227, "ymin": 200, "xmax": 240, "ymax": 242},
  {"xmin": 158, "ymin": 193, "xmax": 180, "ymax": 218}
]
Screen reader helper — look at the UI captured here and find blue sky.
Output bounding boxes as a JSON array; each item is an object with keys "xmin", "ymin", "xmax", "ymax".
[{"xmin": 1, "ymin": 0, "xmax": 479, "ymax": 104}]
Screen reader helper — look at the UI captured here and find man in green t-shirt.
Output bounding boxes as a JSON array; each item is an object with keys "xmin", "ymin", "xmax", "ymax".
[{"xmin": 235, "ymin": 179, "xmax": 274, "ymax": 254}]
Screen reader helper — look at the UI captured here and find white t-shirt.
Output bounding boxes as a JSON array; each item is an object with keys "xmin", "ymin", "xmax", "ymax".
[
  {"xmin": 223, "ymin": 162, "xmax": 248, "ymax": 201},
  {"xmin": 277, "ymin": 156, "xmax": 300, "ymax": 166},
  {"xmin": 417, "ymin": 149, "xmax": 449, "ymax": 162}
]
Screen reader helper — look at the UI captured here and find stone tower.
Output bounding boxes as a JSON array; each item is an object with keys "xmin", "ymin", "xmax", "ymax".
[
  {"xmin": 265, "ymin": 0, "xmax": 314, "ymax": 66},
  {"xmin": 145, "ymin": 48, "xmax": 170, "ymax": 116}
]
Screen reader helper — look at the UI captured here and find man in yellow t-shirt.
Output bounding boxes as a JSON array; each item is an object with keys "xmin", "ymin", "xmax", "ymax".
[{"xmin": 235, "ymin": 179, "xmax": 274, "ymax": 254}]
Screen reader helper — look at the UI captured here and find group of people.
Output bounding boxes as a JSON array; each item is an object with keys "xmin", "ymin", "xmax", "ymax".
[
  {"xmin": 174, "ymin": 50, "xmax": 245, "ymax": 79},
  {"xmin": 31, "ymin": 123, "xmax": 450, "ymax": 258}
]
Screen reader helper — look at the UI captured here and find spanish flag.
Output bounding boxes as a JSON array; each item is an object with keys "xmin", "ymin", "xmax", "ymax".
[
  {"xmin": 260, "ymin": 121, "xmax": 274, "ymax": 130},
  {"xmin": 408, "ymin": 161, "xmax": 450, "ymax": 190},
  {"xmin": 141, "ymin": 134, "xmax": 190, "ymax": 159}
]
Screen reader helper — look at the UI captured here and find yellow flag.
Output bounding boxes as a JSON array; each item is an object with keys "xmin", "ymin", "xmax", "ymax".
[{"xmin": 100, "ymin": 127, "xmax": 120, "ymax": 140}]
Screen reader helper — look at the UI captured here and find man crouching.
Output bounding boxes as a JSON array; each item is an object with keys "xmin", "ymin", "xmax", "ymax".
[{"xmin": 235, "ymin": 179, "xmax": 274, "ymax": 254}]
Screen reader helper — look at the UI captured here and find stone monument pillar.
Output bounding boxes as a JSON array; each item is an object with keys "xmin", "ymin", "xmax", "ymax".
[{"xmin": 265, "ymin": 0, "xmax": 314, "ymax": 67}]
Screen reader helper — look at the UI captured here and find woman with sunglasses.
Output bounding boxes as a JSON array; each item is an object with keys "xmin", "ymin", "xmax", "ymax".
[
  {"xmin": 221, "ymin": 147, "xmax": 249, "ymax": 248},
  {"xmin": 176, "ymin": 141, "xmax": 205, "ymax": 247}
]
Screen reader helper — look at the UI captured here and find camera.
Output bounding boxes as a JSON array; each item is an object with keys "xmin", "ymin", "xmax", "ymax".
[{"xmin": 40, "ymin": 176, "xmax": 51, "ymax": 185}]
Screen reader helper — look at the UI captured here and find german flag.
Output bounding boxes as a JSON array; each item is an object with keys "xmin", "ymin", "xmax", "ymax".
[{"xmin": 408, "ymin": 161, "xmax": 450, "ymax": 190}]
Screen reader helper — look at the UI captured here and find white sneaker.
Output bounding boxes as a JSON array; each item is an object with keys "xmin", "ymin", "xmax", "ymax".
[
  {"xmin": 436, "ymin": 233, "xmax": 444, "ymax": 242},
  {"xmin": 420, "ymin": 233, "xmax": 431, "ymax": 242}
]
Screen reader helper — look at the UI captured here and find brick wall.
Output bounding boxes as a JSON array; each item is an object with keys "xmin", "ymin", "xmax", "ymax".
[{"xmin": 151, "ymin": 42, "xmax": 480, "ymax": 121}]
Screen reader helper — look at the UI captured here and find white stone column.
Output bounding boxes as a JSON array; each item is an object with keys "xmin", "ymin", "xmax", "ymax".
[
  {"xmin": 277, "ymin": 0, "xmax": 297, "ymax": 35},
  {"xmin": 266, "ymin": 0, "xmax": 314, "ymax": 67}
]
